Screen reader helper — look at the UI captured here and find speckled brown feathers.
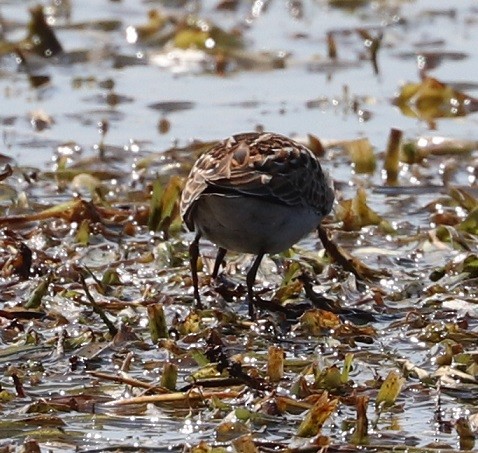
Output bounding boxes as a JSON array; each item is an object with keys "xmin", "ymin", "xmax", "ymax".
[{"xmin": 180, "ymin": 132, "xmax": 334, "ymax": 230}]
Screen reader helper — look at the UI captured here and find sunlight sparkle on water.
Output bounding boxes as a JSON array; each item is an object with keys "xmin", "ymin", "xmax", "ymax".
[
  {"xmin": 180, "ymin": 419, "xmax": 194, "ymax": 435},
  {"xmin": 126, "ymin": 26, "xmax": 138, "ymax": 44},
  {"xmin": 379, "ymin": 278, "xmax": 400, "ymax": 291},
  {"xmin": 417, "ymin": 55, "xmax": 426, "ymax": 70},
  {"xmin": 409, "ymin": 336, "xmax": 426, "ymax": 348},
  {"xmin": 127, "ymin": 141, "xmax": 140, "ymax": 153},
  {"xmin": 85, "ymin": 432, "xmax": 103, "ymax": 440},
  {"xmin": 28, "ymin": 234, "xmax": 47, "ymax": 250},
  {"xmin": 243, "ymin": 356, "xmax": 258, "ymax": 365},
  {"xmin": 417, "ymin": 137, "xmax": 429, "ymax": 147},
  {"xmin": 452, "ymin": 252, "xmax": 468, "ymax": 264},
  {"xmin": 58, "ymin": 143, "xmax": 81, "ymax": 156},
  {"xmin": 252, "ymin": 0, "xmax": 264, "ymax": 17},
  {"xmin": 455, "ymin": 206, "xmax": 467, "ymax": 218},
  {"xmin": 205, "ymin": 38, "xmax": 215, "ymax": 49}
]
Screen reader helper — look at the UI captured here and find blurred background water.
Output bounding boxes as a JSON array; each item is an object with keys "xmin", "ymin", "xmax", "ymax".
[{"xmin": 1, "ymin": 0, "xmax": 477, "ymax": 169}]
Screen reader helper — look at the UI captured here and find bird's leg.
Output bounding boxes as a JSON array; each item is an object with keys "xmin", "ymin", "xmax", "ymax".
[
  {"xmin": 246, "ymin": 252, "xmax": 265, "ymax": 319},
  {"xmin": 212, "ymin": 247, "xmax": 227, "ymax": 279},
  {"xmin": 189, "ymin": 233, "xmax": 202, "ymax": 309}
]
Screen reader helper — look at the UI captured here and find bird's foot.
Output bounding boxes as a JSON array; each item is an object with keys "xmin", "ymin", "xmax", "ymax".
[
  {"xmin": 252, "ymin": 296, "xmax": 307, "ymax": 320},
  {"xmin": 212, "ymin": 273, "xmax": 241, "ymax": 302}
]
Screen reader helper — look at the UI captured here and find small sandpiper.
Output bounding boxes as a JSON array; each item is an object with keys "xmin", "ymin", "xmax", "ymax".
[{"xmin": 180, "ymin": 132, "xmax": 334, "ymax": 318}]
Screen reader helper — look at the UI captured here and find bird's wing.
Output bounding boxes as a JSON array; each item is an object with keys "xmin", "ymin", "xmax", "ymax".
[{"xmin": 180, "ymin": 133, "xmax": 334, "ymax": 229}]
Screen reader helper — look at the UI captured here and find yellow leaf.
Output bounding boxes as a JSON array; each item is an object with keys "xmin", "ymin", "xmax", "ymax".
[
  {"xmin": 315, "ymin": 365, "xmax": 343, "ymax": 390},
  {"xmin": 75, "ymin": 219, "xmax": 90, "ymax": 246},
  {"xmin": 394, "ymin": 76, "xmax": 478, "ymax": 120},
  {"xmin": 344, "ymin": 138, "xmax": 376, "ymax": 174},
  {"xmin": 336, "ymin": 187, "xmax": 395, "ymax": 233},
  {"xmin": 375, "ymin": 370, "xmax": 405, "ymax": 408},
  {"xmin": 296, "ymin": 392, "xmax": 338, "ymax": 437}
]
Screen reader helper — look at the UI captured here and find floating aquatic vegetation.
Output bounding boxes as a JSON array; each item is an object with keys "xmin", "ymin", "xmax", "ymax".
[
  {"xmin": 394, "ymin": 76, "xmax": 478, "ymax": 121},
  {"xmin": 29, "ymin": 109, "xmax": 54, "ymax": 132},
  {"xmin": 128, "ymin": 9, "xmax": 209, "ymax": 52},
  {"xmin": 173, "ymin": 16, "xmax": 243, "ymax": 52},
  {"xmin": 135, "ymin": 8, "xmax": 289, "ymax": 73},
  {"xmin": 22, "ymin": 5, "xmax": 63, "ymax": 58},
  {"xmin": 343, "ymin": 137, "xmax": 376, "ymax": 174},
  {"xmin": 328, "ymin": 0, "xmax": 370, "ymax": 9},
  {"xmin": 375, "ymin": 370, "xmax": 405, "ymax": 409},
  {"xmin": 126, "ymin": 10, "xmax": 168, "ymax": 44},
  {"xmin": 148, "ymin": 175, "xmax": 183, "ymax": 236},
  {"xmin": 357, "ymin": 28, "xmax": 382, "ymax": 75},
  {"xmin": 336, "ymin": 187, "xmax": 395, "ymax": 232},
  {"xmin": 296, "ymin": 391, "xmax": 338, "ymax": 437},
  {"xmin": 383, "ymin": 128, "xmax": 402, "ymax": 185},
  {"xmin": 401, "ymin": 136, "xmax": 478, "ymax": 163}
]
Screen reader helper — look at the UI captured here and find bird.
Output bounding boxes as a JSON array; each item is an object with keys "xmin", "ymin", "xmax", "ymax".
[{"xmin": 180, "ymin": 132, "xmax": 335, "ymax": 318}]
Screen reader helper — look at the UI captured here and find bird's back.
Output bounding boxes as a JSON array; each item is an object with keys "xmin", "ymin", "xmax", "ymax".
[{"xmin": 180, "ymin": 132, "xmax": 335, "ymax": 231}]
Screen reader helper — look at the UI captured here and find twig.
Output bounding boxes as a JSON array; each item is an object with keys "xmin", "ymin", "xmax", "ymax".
[
  {"xmin": 79, "ymin": 273, "xmax": 118, "ymax": 336},
  {"xmin": 318, "ymin": 225, "xmax": 363, "ymax": 280},
  {"xmin": 88, "ymin": 370, "xmax": 166, "ymax": 392},
  {"xmin": 106, "ymin": 389, "xmax": 242, "ymax": 406}
]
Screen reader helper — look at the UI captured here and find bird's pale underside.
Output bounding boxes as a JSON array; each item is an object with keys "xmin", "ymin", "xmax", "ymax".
[{"xmin": 180, "ymin": 132, "xmax": 335, "ymax": 318}]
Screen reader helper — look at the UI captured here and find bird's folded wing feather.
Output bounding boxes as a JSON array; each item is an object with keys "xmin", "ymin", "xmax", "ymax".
[
  {"xmin": 181, "ymin": 133, "xmax": 334, "ymax": 220},
  {"xmin": 207, "ymin": 141, "xmax": 331, "ymax": 211}
]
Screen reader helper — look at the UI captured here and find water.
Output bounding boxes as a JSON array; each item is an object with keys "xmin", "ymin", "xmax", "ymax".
[{"xmin": 1, "ymin": 0, "xmax": 477, "ymax": 169}]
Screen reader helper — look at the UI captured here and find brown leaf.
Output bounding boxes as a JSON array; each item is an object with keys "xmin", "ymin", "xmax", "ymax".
[{"xmin": 299, "ymin": 309, "xmax": 341, "ymax": 336}]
